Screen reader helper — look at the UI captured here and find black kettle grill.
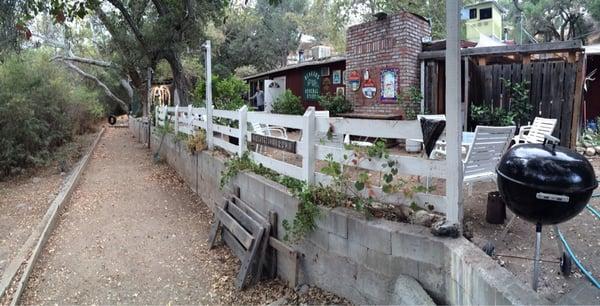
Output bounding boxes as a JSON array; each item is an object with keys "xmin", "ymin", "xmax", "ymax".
[{"xmin": 496, "ymin": 135, "xmax": 597, "ymax": 291}]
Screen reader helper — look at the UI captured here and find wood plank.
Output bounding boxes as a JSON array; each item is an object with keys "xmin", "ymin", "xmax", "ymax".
[
  {"xmin": 267, "ymin": 212, "xmax": 278, "ymax": 279},
  {"xmin": 418, "ymin": 40, "xmax": 583, "ymax": 60},
  {"xmin": 235, "ymin": 227, "xmax": 265, "ymax": 289},
  {"xmin": 222, "ymin": 228, "xmax": 246, "ymax": 259},
  {"xmin": 570, "ymin": 55, "xmax": 586, "ymax": 148},
  {"xmin": 216, "ymin": 206, "xmax": 254, "ymax": 250},
  {"xmin": 213, "ymin": 124, "xmax": 240, "ymax": 137},
  {"xmin": 247, "ymin": 112, "xmax": 304, "ymax": 129},
  {"xmin": 484, "ymin": 66, "xmax": 493, "ymax": 106},
  {"xmin": 213, "ymin": 137, "xmax": 238, "ymax": 154},
  {"xmin": 492, "ymin": 65, "xmax": 501, "ymax": 108},
  {"xmin": 208, "ymin": 200, "xmax": 228, "ymax": 249},
  {"xmin": 554, "ymin": 62, "xmax": 566, "ymax": 139},
  {"xmin": 540, "ymin": 62, "xmax": 552, "ymax": 118},
  {"xmin": 530, "ymin": 62, "xmax": 543, "ymax": 117},
  {"xmin": 226, "ymin": 201, "xmax": 262, "ymax": 235},
  {"xmin": 561, "ymin": 63, "xmax": 576, "ymax": 147}
]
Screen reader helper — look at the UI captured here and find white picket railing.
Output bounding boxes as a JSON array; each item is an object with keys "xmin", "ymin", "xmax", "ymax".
[{"xmin": 155, "ymin": 105, "xmax": 450, "ymax": 215}]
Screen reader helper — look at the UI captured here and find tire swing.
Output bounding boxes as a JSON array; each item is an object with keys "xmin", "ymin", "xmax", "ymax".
[{"xmin": 108, "ymin": 115, "xmax": 117, "ymax": 125}]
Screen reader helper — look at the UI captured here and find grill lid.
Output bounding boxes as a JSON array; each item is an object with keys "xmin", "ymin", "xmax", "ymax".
[{"xmin": 497, "ymin": 143, "xmax": 597, "ymax": 193}]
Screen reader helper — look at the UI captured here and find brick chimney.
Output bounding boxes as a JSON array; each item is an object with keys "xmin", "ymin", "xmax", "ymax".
[{"xmin": 345, "ymin": 11, "xmax": 431, "ymax": 116}]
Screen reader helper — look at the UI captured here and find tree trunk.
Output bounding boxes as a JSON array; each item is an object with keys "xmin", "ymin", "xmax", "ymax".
[{"xmin": 164, "ymin": 50, "xmax": 190, "ymax": 106}]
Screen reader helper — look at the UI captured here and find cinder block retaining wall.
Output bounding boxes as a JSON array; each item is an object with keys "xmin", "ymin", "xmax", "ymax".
[{"xmin": 130, "ymin": 119, "xmax": 545, "ymax": 305}]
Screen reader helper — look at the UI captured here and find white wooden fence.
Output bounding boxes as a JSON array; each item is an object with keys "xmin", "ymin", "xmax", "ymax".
[{"xmin": 156, "ymin": 105, "xmax": 451, "ymax": 216}]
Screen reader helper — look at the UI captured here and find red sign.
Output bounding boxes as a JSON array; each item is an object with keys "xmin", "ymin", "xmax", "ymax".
[{"xmin": 348, "ymin": 70, "xmax": 361, "ymax": 91}]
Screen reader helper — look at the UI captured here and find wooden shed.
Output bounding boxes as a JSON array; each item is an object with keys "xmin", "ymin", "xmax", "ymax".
[{"xmin": 418, "ymin": 40, "xmax": 585, "ymax": 147}]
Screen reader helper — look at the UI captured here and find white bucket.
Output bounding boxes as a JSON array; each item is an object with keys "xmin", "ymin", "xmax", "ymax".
[{"xmin": 406, "ymin": 139, "xmax": 422, "ymax": 153}]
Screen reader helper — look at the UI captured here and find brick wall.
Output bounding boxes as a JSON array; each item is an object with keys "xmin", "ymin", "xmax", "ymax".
[{"xmin": 345, "ymin": 11, "xmax": 431, "ymax": 115}]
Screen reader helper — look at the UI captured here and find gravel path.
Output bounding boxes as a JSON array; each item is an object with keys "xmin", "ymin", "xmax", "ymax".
[{"xmin": 21, "ymin": 128, "xmax": 347, "ymax": 305}]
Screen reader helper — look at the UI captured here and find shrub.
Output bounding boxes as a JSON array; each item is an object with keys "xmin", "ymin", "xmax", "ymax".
[
  {"xmin": 401, "ymin": 86, "xmax": 423, "ymax": 120},
  {"xmin": 318, "ymin": 94, "xmax": 352, "ymax": 116},
  {"xmin": 272, "ymin": 90, "xmax": 304, "ymax": 115},
  {"xmin": 194, "ymin": 74, "xmax": 248, "ymax": 110},
  {"xmin": 0, "ymin": 49, "xmax": 105, "ymax": 176}
]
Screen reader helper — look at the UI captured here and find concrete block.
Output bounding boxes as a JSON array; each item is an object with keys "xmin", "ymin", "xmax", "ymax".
[
  {"xmin": 391, "ymin": 231, "xmax": 445, "ymax": 268},
  {"xmin": 390, "ymin": 275, "xmax": 435, "ymax": 305},
  {"xmin": 328, "ymin": 233, "xmax": 349, "ymax": 257},
  {"xmin": 316, "ymin": 207, "xmax": 348, "ymax": 238},
  {"xmin": 240, "ymin": 174, "xmax": 265, "ymax": 210},
  {"xmin": 356, "ymin": 265, "xmax": 393, "ymax": 304},
  {"xmin": 306, "ymin": 229, "xmax": 329, "ymax": 251},
  {"xmin": 418, "ymin": 262, "xmax": 447, "ymax": 303},
  {"xmin": 348, "ymin": 218, "xmax": 391, "ymax": 254},
  {"xmin": 365, "ymin": 248, "xmax": 394, "ymax": 277},
  {"xmin": 390, "ymin": 256, "xmax": 419, "ymax": 280}
]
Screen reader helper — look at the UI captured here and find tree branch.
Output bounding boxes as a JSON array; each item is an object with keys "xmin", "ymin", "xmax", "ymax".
[
  {"xmin": 59, "ymin": 60, "xmax": 130, "ymax": 112},
  {"xmin": 51, "ymin": 55, "xmax": 116, "ymax": 68},
  {"xmin": 106, "ymin": 0, "xmax": 148, "ymax": 51}
]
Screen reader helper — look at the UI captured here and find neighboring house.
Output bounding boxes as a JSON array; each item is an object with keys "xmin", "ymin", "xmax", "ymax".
[
  {"xmin": 243, "ymin": 56, "xmax": 346, "ymax": 110},
  {"xmin": 464, "ymin": 1, "xmax": 505, "ymax": 42}
]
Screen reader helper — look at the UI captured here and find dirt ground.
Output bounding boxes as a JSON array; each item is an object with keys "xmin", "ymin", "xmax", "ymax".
[
  {"xmin": 0, "ymin": 132, "xmax": 98, "ymax": 279},
  {"xmin": 20, "ymin": 127, "xmax": 347, "ymax": 305}
]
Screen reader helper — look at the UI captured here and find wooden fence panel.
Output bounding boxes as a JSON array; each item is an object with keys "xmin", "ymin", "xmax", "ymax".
[{"xmin": 466, "ymin": 60, "xmax": 577, "ymax": 146}]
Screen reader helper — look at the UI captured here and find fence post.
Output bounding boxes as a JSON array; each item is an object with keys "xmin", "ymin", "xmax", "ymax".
[
  {"xmin": 174, "ymin": 105, "xmax": 179, "ymax": 134},
  {"xmin": 302, "ymin": 107, "xmax": 316, "ymax": 184},
  {"xmin": 204, "ymin": 40, "xmax": 214, "ymax": 150},
  {"xmin": 238, "ymin": 105, "xmax": 248, "ymax": 156},
  {"xmin": 162, "ymin": 106, "xmax": 167, "ymax": 126}
]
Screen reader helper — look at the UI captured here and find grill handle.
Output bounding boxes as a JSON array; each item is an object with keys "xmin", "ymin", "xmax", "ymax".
[
  {"xmin": 543, "ymin": 134, "xmax": 560, "ymax": 151},
  {"xmin": 536, "ymin": 192, "xmax": 570, "ymax": 203}
]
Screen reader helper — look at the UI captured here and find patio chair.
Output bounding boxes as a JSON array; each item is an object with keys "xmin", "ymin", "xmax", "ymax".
[
  {"xmin": 513, "ymin": 117, "xmax": 558, "ymax": 144},
  {"xmin": 435, "ymin": 125, "xmax": 515, "ymax": 195}
]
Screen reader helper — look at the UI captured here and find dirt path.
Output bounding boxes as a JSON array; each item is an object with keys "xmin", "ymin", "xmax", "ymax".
[{"xmin": 20, "ymin": 128, "xmax": 345, "ymax": 305}]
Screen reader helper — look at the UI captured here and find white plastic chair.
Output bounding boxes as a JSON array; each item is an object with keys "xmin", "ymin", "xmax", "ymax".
[
  {"xmin": 436, "ymin": 125, "xmax": 515, "ymax": 195},
  {"xmin": 513, "ymin": 117, "xmax": 557, "ymax": 144}
]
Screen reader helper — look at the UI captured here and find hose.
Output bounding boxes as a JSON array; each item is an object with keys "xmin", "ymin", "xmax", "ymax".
[
  {"xmin": 587, "ymin": 205, "xmax": 600, "ymax": 220},
  {"xmin": 557, "ymin": 228, "xmax": 600, "ymax": 289}
]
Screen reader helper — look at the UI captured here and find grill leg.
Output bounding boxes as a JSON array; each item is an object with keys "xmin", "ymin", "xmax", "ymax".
[{"xmin": 533, "ymin": 223, "xmax": 542, "ymax": 291}]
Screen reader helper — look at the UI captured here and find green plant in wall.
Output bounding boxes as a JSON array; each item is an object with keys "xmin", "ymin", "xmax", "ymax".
[
  {"xmin": 400, "ymin": 86, "xmax": 423, "ymax": 120},
  {"xmin": 272, "ymin": 90, "xmax": 304, "ymax": 115}
]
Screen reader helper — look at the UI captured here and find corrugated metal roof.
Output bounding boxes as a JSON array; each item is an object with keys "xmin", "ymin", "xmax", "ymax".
[{"xmin": 242, "ymin": 56, "xmax": 346, "ymax": 80}]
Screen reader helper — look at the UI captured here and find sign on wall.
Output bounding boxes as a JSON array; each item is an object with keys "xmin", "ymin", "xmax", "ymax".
[
  {"xmin": 332, "ymin": 70, "xmax": 342, "ymax": 84},
  {"xmin": 322, "ymin": 77, "xmax": 332, "ymax": 93},
  {"xmin": 303, "ymin": 70, "xmax": 321, "ymax": 101},
  {"xmin": 362, "ymin": 78, "xmax": 376, "ymax": 99},
  {"xmin": 250, "ymin": 133, "xmax": 297, "ymax": 153},
  {"xmin": 348, "ymin": 70, "xmax": 361, "ymax": 91},
  {"xmin": 380, "ymin": 68, "xmax": 398, "ymax": 102}
]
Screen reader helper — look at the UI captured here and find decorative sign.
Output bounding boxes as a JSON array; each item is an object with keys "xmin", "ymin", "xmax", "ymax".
[
  {"xmin": 342, "ymin": 70, "xmax": 347, "ymax": 84},
  {"xmin": 380, "ymin": 69, "xmax": 398, "ymax": 102},
  {"xmin": 250, "ymin": 133, "xmax": 297, "ymax": 153},
  {"xmin": 336, "ymin": 87, "xmax": 345, "ymax": 96},
  {"xmin": 332, "ymin": 70, "xmax": 342, "ymax": 84},
  {"xmin": 303, "ymin": 70, "xmax": 321, "ymax": 101},
  {"xmin": 348, "ymin": 70, "xmax": 361, "ymax": 92},
  {"xmin": 322, "ymin": 77, "xmax": 332, "ymax": 93},
  {"xmin": 362, "ymin": 78, "xmax": 376, "ymax": 99}
]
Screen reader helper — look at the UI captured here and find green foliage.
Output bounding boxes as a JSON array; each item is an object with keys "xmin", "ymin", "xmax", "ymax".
[
  {"xmin": 318, "ymin": 94, "xmax": 352, "ymax": 117},
  {"xmin": 502, "ymin": 78, "xmax": 532, "ymax": 126},
  {"xmin": 470, "ymin": 105, "xmax": 514, "ymax": 127},
  {"xmin": 401, "ymin": 86, "xmax": 423, "ymax": 120},
  {"xmin": 0, "ymin": 50, "xmax": 105, "ymax": 176},
  {"xmin": 272, "ymin": 90, "xmax": 304, "ymax": 115},
  {"xmin": 194, "ymin": 74, "xmax": 248, "ymax": 110}
]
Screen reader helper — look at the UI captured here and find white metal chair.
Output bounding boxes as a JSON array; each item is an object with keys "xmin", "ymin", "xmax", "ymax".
[
  {"xmin": 513, "ymin": 117, "xmax": 558, "ymax": 144},
  {"xmin": 436, "ymin": 125, "xmax": 515, "ymax": 195}
]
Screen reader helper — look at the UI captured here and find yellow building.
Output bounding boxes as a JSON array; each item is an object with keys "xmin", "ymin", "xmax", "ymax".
[{"xmin": 464, "ymin": 1, "xmax": 505, "ymax": 42}]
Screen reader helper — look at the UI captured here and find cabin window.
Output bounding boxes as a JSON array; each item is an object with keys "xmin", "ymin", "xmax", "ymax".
[
  {"xmin": 469, "ymin": 8, "xmax": 477, "ymax": 19},
  {"xmin": 479, "ymin": 7, "xmax": 492, "ymax": 20}
]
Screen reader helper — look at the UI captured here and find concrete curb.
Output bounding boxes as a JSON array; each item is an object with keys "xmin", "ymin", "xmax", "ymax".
[{"xmin": 0, "ymin": 128, "xmax": 105, "ymax": 305}]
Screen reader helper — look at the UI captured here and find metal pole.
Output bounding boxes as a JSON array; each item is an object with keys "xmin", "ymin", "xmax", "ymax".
[
  {"xmin": 445, "ymin": 0, "xmax": 464, "ymax": 226},
  {"xmin": 532, "ymin": 223, "xmax": 542, "ymax": 291}
]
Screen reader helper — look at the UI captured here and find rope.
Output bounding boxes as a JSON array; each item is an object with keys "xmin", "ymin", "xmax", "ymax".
[{"xmin": 557, "ymin": 228, "xmax": 600, "ymax": 289}]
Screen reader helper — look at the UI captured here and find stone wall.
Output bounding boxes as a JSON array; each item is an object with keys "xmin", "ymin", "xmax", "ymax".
[
  {"xmin": 129, "ymin": 118, "xmax": 545, "ymax": 305},
  {"xmin": 345, "ymin": 11, "xmax": 431, "ymax": 115}
]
